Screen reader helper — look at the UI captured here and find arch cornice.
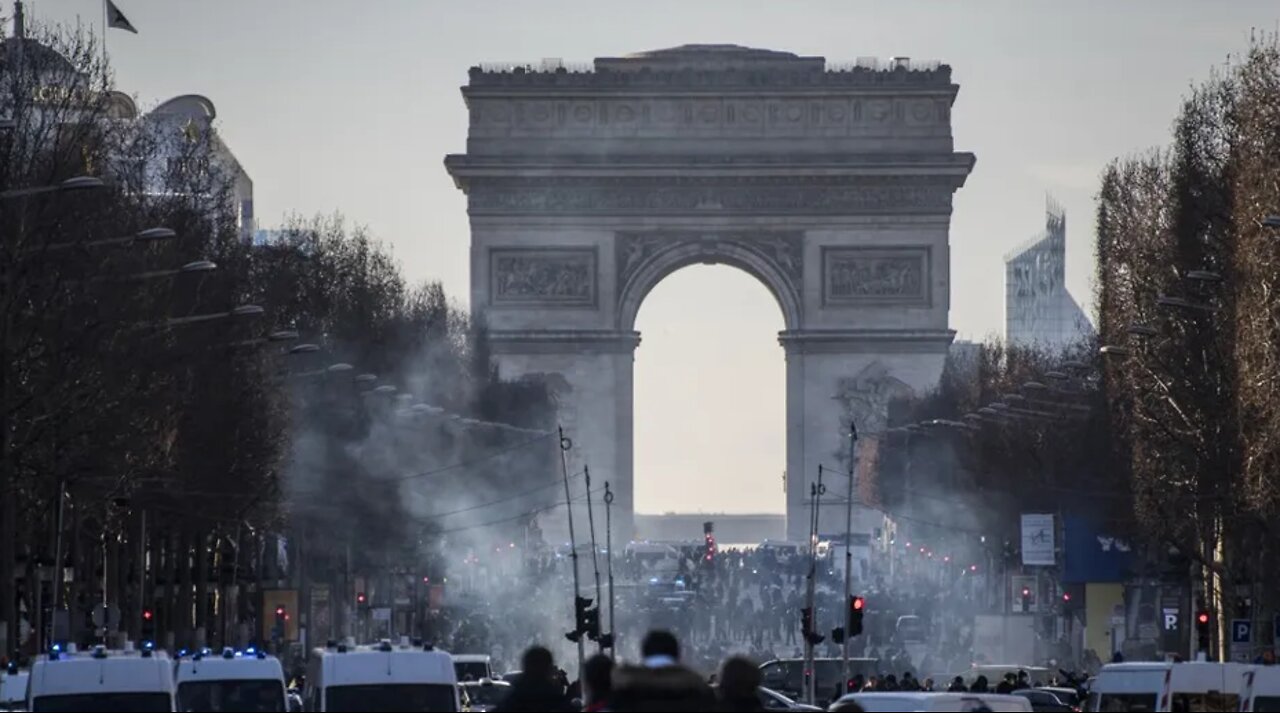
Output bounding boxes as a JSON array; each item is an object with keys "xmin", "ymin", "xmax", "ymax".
[{"xmin": 615, "ymin": 231, "xmax": 803, "ymax": 332}]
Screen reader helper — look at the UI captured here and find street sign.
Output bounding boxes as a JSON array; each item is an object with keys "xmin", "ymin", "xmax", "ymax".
[
  {"xmin": 1232, "ymin": 619, "xmax": 1252, "ymax": 644},
  {"xmin": 371, "ymin": 607, "xmax": 391, "ymax": 622},
  {"xmin": 1020, "ymin": 513, "xmax": 1055, "ymax": 566},
  {"xmin": 1163, "ymin": 608, "xmax": 1179, "ymax": 631}
]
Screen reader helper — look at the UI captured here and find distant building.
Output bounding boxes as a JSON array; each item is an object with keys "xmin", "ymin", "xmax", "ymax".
[
  {"xmin": 1004, "ymin": 199, "xmax": 1094, "ymax": 350},
  {"xmin": 3, "ymin": 3, "xmax": 254, "ymax": 240}
]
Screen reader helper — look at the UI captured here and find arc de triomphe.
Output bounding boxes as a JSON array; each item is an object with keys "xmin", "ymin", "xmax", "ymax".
[{"xmin": 445, "ymin": 45, "xmax": 974, "ymax": 542}]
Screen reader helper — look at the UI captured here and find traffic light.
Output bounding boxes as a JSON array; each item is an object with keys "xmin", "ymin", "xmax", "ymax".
[
  {"xmin": 703, "ymin": 521, "xmax": 716, "ymax": 565},
  {"xmin": 800, "ymin": 607, "xmax": 824, "ymax": 645},
  {"xmin": 567, "ymin": 596, "xmax": 599, "ymax": 643},
  {"xmin": 1195, "ymin": 610, "xmax": 1211, "ymax": 652},
  {"xmin": 142, "ymin": 607, "xmax": 155, "ymax": 639},
  {"xmin": 356, "ymin": 592, "xmax": 368, "ymax": 609},
  {"xmin": 273, "ymin": 605, "xmax": 286, "ymax": 641},
  {"xmin": 1021, "ymin": 586, "xmax": 1033, "ymax": 612},
  {"xmin": 849, "ymin": 596, "xmax": 865, "ymax": 637}
]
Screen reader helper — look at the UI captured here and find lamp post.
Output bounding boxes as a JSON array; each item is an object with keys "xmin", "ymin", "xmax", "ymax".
[{"xmin": 842, "ymin": 422, "xmax": 858, "ymax": 691}]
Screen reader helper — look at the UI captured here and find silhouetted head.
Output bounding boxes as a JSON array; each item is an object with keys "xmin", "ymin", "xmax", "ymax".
[
  {"xmin": 521, "ymin": 646, "xmax": 555, "ymax": 680},
  {"xmin": 641, "ymin": 630, "xmax": 680, "ymax": 662}
]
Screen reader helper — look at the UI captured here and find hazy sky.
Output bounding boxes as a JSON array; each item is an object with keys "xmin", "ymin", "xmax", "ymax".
[{"xmin": 25, "ymin": 0, "xmax": 1279, "ymax": 513}]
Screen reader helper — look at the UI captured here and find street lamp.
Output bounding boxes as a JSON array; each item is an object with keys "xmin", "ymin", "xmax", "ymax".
[
  {"xmin": 289, "ymin": 343, "xmax": 320, "ymax": 355},
  {"xmin": 134, "ymin": 227, "xmax": 177, "ymax": 242},
  {"xmin": 181, "ymin": 260, "xmax": 217, "ymax": 273},
  {"xmin": 1128, "ymin": 324, "xmax": 1158, "ymax": 338},
  {"xmin": 268, "ymin": 330, "xmax": 299, "ymax": 342},
  {"xmin": 0, "ymin": 175, "xmax": 105, "ymax": 200},
  {"xmin": 354, "ymin": 373, "xmax": 378, "ymax": 384},
  {"xmin": 326, "ymin": 363, "xmax": 354, "ymax": 373},
  {"xmin": 1100, "ymin": 345, "xmax": 1130, "ymax": 357},
  {"xmin": 230, "ymin": 305, "xmax": 264, "ymax": 318}
]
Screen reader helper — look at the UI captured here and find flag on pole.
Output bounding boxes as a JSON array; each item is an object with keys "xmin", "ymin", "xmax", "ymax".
[{"xmin": 106, "ymin": 0, "xmax": 138, "ymax": 33}]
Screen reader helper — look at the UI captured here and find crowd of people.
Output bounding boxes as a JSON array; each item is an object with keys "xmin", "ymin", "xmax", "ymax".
[
  {"xmin": 496, "ymin": 630, "xmax": 792, "ymax": 712},
  {"xmin": 434, "ymin": 540, "xmax": 1001, "ymax": 679}
]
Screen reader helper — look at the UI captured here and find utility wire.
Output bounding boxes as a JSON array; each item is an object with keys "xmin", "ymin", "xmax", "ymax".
[
  {"xmin": 435, "ymin": 485, "xmax": 604, "ymax": 535},
  {"xmin": 418, "ymin": 469, "xmax": 585, "ymax": 518}
]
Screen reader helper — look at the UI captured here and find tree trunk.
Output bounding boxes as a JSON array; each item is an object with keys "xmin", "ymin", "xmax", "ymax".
[
  {"xmin": 195, "ymin": 529, "xmax": 209, "ymax": 648},
  {"xmin": 177, "ymin": 526, "xmax": 193, "ymax": 649}
]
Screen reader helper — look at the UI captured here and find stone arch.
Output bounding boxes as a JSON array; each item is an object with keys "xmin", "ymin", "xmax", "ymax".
[{"xmin": 615, "ymin": 233, "xmax": 804, "ymax": 332}]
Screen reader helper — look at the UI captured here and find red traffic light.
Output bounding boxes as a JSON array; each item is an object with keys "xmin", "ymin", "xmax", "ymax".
[
  {"xmin": 1197, "ymin": 612, "xmax": 1210, "ymax": 625},
  {"xmin": 275, "ymin": 605, "xmax": 285, "ymax": 616},
  {"xmin": 143, "ymin": 609, "xmax": 154, "ymax": 621},
  {"xmin": 1021, "ymin": 587, "xmax": 1031, "ymax": 597},
  {"xmin": 853, "ymin": 596, "xmax": 865, "ymax": 611},
  {"xmin": 356, "ymin": 593, "xmax": 367, "ymax": 604},
  {"xmin": 1062, "ymin": 593, "xmax": 1072, "ymax": 602}
]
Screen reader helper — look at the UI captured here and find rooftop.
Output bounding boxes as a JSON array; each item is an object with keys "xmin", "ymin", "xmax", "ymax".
[{"xmin": 469, "ymin": 44, "xmax": 950, "ymax": 89}]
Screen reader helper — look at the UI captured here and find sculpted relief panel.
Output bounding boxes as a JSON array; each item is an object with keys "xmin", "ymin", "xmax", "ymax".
[
  {"xmin": 823, "ymin": 247, "xmax": 930, "ymax": 306},
  {"xmin": 469, "ymin": 177, "xmax": 954, "ymax": 216},
  {"xmin": 831, "ymin": 361, "xmax": 915, "ymax": 472},
  {"xmin": 490, "ymin": 248, "xmax": 597, "ymax": 307},
  {"xmin": 469, "ymin": 96, "xmax": 953, "ymax": 139}
]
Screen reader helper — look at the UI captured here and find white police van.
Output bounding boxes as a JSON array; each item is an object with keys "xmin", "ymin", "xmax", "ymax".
[
  {"xmin": 174, "ymin": 647, "xmax": 289, "ymax": 712},
  {"xmin": 27, "ymin": 643, "xmax": 175, "ymax": 712},
  {"xmin": 451, "ymin": 654, "xmax": 493, "ymax": 682},
  {"xmin": 304, "ymin": 639, "xmax": 458, "ymax": 712},
  {"xmin": 0, "ymin": 661, "xmax": 28, "ymax": 711}
]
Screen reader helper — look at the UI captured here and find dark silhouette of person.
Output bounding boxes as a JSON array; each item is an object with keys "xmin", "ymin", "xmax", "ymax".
[
  {"xmin": 494, "ymin": 646, "xmax": 574, "ymax": 712},
  {"xmin": 716, "ymin": 656, "xmax": 764, "ymax": 712},
  {"xmin": 582, "ymin": 654, "xmax": 614, "ymax": 713},
  {"xmin": 611, "ymin": 630, "xmax": 716, "ymax": 712}
]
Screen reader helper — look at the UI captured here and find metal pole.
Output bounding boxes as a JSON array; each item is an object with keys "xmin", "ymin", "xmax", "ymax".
[
  {"xmin": 604, "ymin": 482, "xmax": 616, "ymax": 659},
  {"xmin": 137, "ymin": 509, "xmax": 146, "ymax": 643},
  {"xmin": 583, "ymin": 465, "xmax": 605, "ymax": 653},
  {"xmin": 843, "ymin": 423, "xmax": 858, "ymax": 691},
  {"xmin": 558, "ymin": 427, "xmax": 585, "ymax": 678},
  {"xmin": 51, "ymin": 479, "xmax": 66, "ymax": 637},
  {"xmin": 804, "ymin": 465, "xmax": 825, "ymax": 705}
]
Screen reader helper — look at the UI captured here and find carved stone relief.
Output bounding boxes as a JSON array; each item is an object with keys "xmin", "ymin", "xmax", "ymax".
[
  {"xmin": 823, "ymin": 247, "xmax": 930, "ymax": 305},
  {"xmin": 830, "ymin": 361, "xmax": 915, "ymax": 471},
  {"xmin": 615, "ymin": 231, "xmax": 803, "ymax": 293},
  {"xmin": 490, "ymin": 248, "xmax": 597, "ymax": 306},
  {"xmin": 470, "ymin": 178, "xmax": 953, "ymax": 216},
  {"xmin": 466, "ymin": 94, "xmax": 952, "ymax": 138}
]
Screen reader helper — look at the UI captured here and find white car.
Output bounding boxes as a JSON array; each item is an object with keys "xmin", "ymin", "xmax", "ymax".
[
  {"xmin": 833, "ymin": 692, "xmax": 1032, "ymax": 712},
  {"xmin": 458, "ymin": 678, "xmax": 509, "ymax": 712},
  {"xmin": 27, "ymin": 644, "xmax": 175, "ymax": 712}
]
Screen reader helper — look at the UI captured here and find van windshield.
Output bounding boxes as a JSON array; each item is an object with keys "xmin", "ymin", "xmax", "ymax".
[
  {"xmin": 32, "ymin": 692, "xmax": 172, "ymax": 712},
  {"xmin": 178, "ymin": 679, "xmax": 285, "ymax": 711},
  {"xmin": 325, "ymin": 683, "xmax": 456, "ymax": 712},
  {"xmin": 1088, "ymin": 692, "xmax": 1158, "ymax": 711},
  {"xmin": 454, "ymin": 661, "xmax": 489, "ymax": 681}
]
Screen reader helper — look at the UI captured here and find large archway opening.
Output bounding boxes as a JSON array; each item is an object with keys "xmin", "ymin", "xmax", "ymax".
[{"xmin": 633, "ymin": 264, "xmax": 786, "ymax": 531}]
